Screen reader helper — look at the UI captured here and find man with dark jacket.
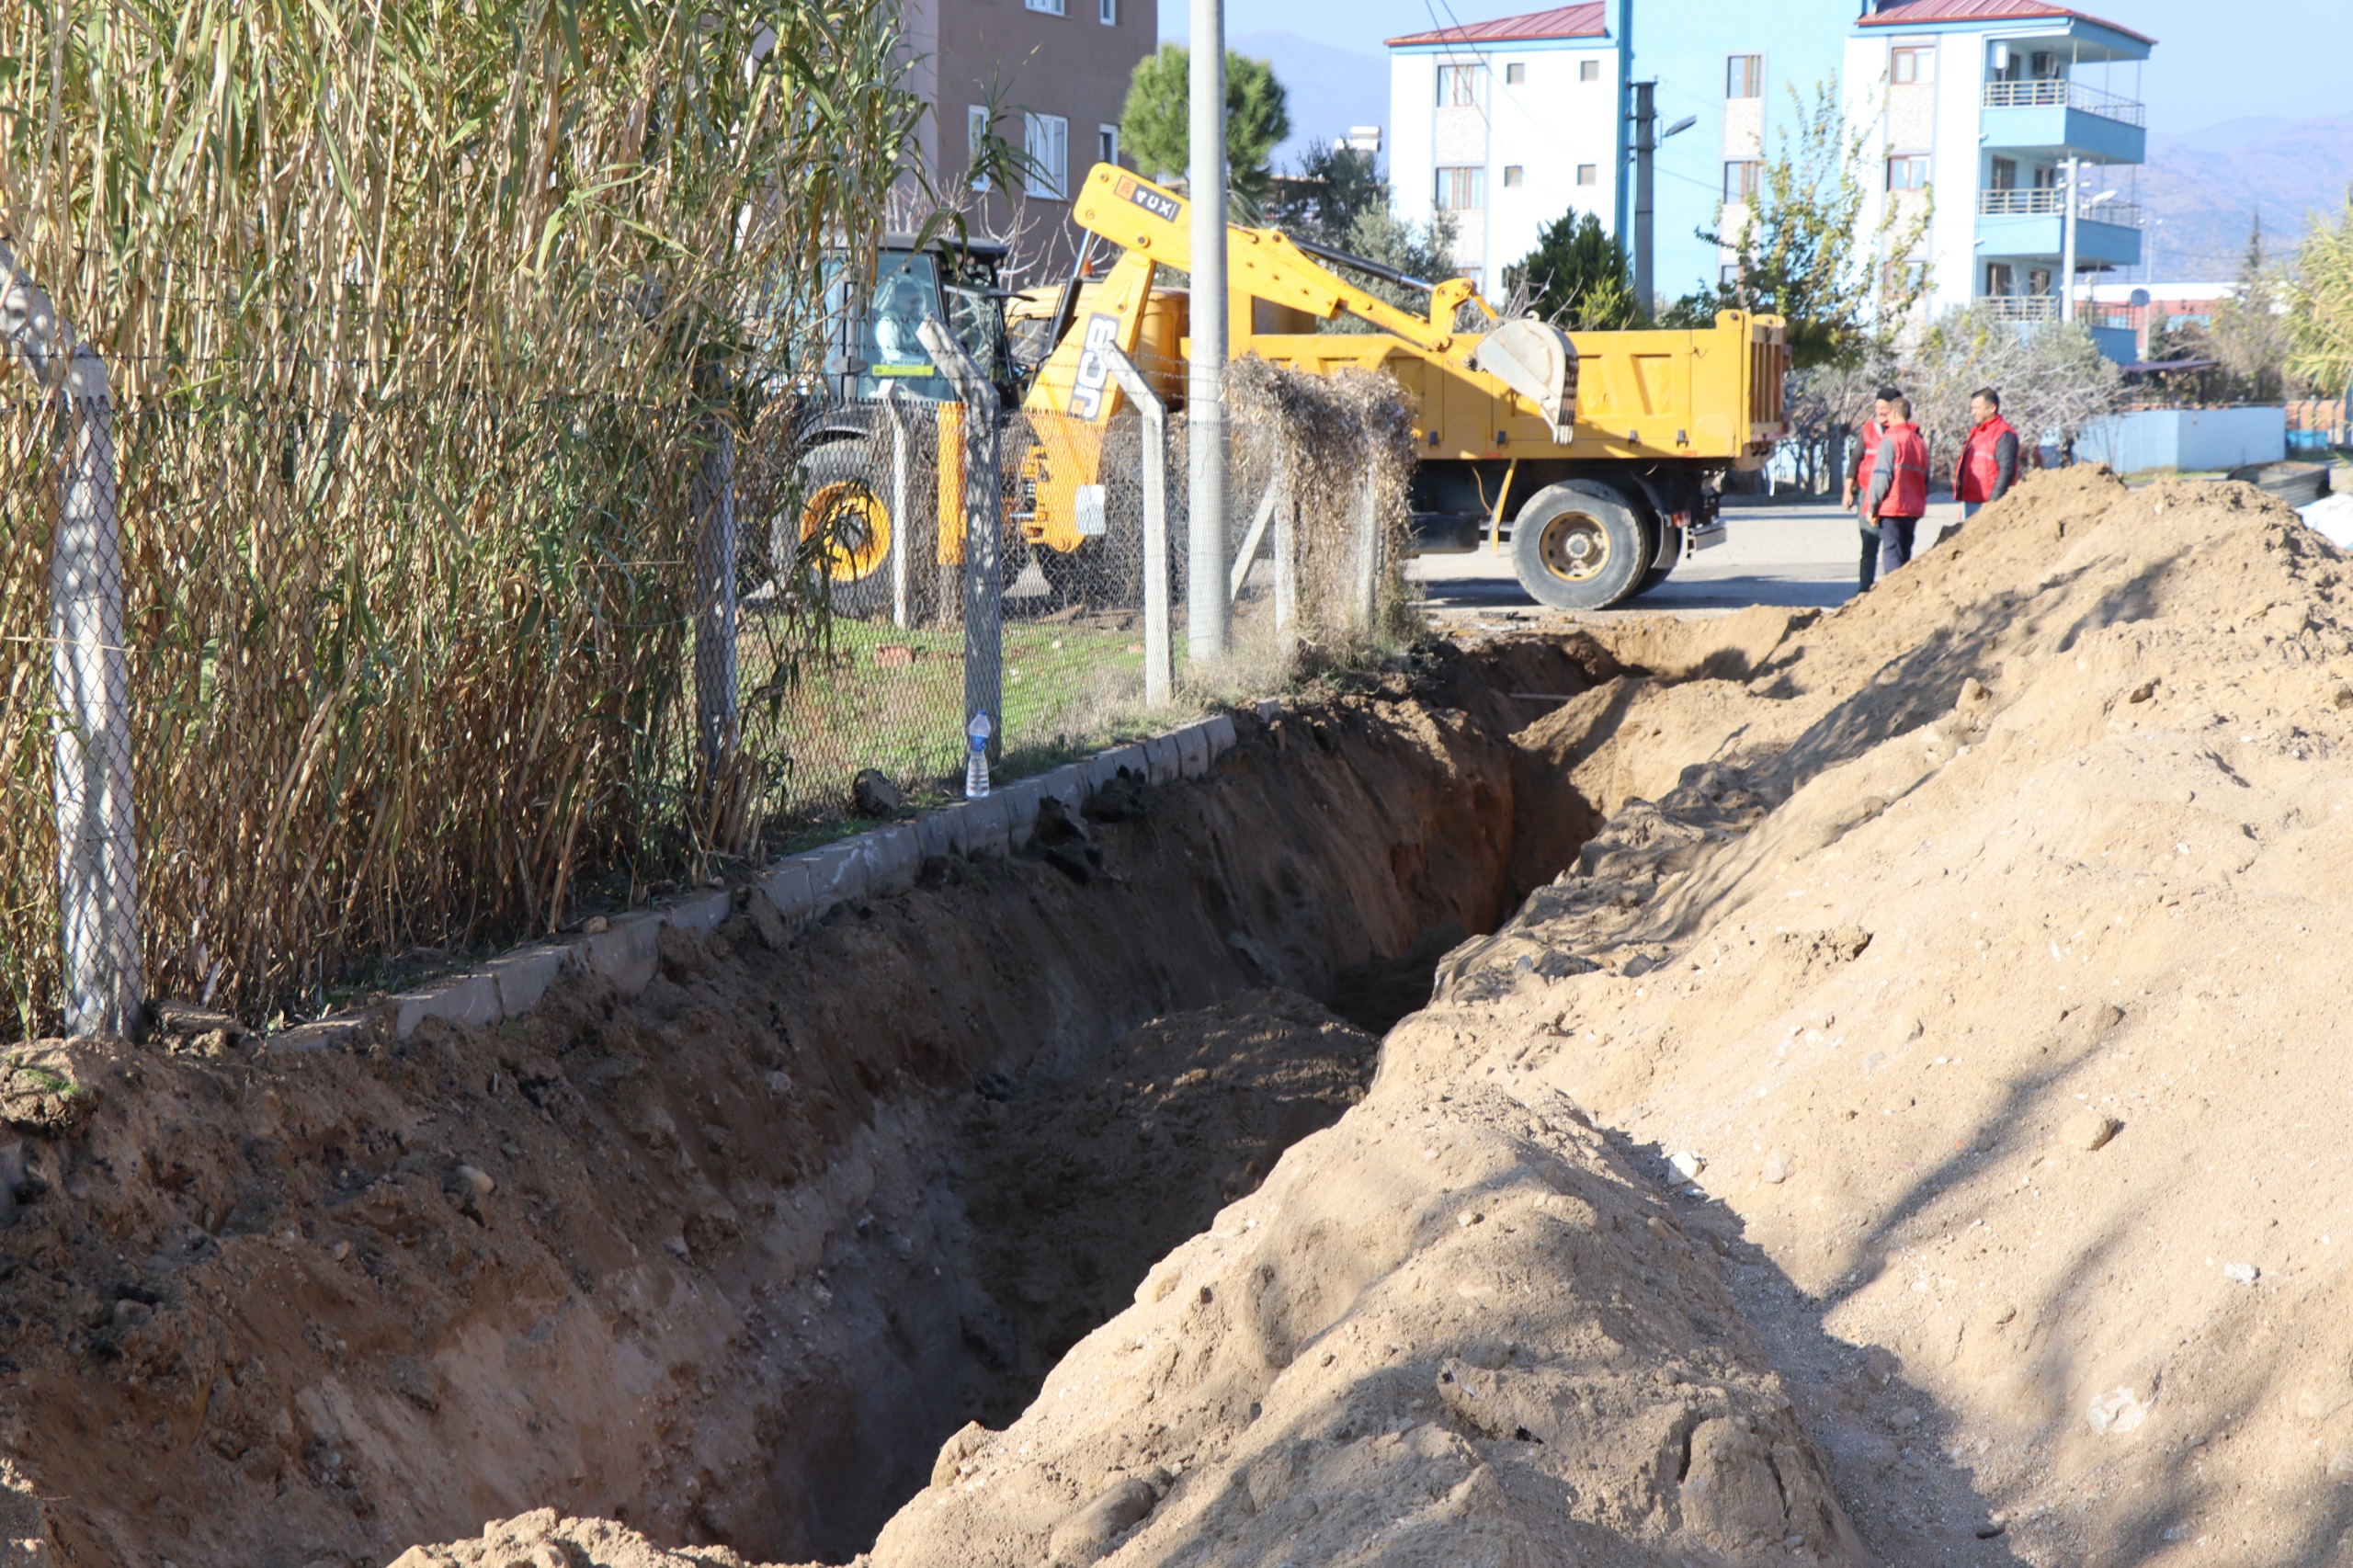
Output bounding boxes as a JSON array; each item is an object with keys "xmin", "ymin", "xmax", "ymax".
[
  {"xmin": 1866, "ymin": 396, "xmax": 1931, "ymax": 585},
  {"xmin": 1845, "ymin": 385, "xmax": 1901, "ymax": 590},
  {"xmin": 1953, "ymin": 386, "xmax": 2020, "ymax": 520}
]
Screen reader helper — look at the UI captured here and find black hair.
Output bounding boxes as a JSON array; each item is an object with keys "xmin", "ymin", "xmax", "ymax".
[
  {"xmin": 1971, "ymin": 385, "xmax": 2001, "ymax": 409},
  {"xmin": 1875, "ymin": 384, "xmax": 1904, "ymax": 403}
]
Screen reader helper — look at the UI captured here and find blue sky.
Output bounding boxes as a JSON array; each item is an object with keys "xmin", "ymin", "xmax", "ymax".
[{"xmin": 1160, "ymin": 0, "xmax": 2353, "ymax": 138}]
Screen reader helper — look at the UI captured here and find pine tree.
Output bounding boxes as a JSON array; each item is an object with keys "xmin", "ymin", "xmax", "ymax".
[
  {"xmin": 1119, "ymin": 46, "xmax": 1291, "ymax": 201},
  {"xmin": 1501, "ymin": 207, "xmax": 1641, "ymax": 329}
]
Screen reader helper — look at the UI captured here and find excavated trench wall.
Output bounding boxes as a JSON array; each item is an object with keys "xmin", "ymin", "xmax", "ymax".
[{"xmin": 0, "ymin": 640, "xmax": 1631, "ymax": 1568}]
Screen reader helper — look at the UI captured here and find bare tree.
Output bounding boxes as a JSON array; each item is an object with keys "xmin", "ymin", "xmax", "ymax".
[{"xmin": 1904, "ymin": 306, "xmax": 2125, "ymax": 466}]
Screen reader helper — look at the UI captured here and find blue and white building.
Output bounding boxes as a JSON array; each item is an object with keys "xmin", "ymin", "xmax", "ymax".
[{"xmin": 1387, "ymin": 0, "xmax": 2154, "ymax": 351}]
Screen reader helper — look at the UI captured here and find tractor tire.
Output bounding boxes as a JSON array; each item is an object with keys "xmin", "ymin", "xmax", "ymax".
[
  {"xmin": 773, "ymin": 441, "xmax": 904, "ymax": 619},
  {"xmin": 1509, "ymin": 480, "xmax": 1653, "ymax": 611}
]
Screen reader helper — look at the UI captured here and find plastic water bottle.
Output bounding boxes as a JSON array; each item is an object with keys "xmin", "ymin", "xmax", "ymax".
[{"xmin": 964, "ymin": 710, "xmax": 993, "ymax": 799}]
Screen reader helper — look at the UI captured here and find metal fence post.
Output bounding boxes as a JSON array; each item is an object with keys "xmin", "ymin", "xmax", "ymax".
[
  {"xmin": 1096, "ymin": 346, "xmax": 1170, "ymax": 706},
  {"xmin": 691, "ymin": 415, "xmax": 739, "ymax": 771},
  {"xmin": 918, "ymin": 321, "xmax": 1002, "ymax": 762},
  {"xmin": 879, "ymin": 384, "xmax": 911, "ymax": 630},
  {"xmin": 1, "ymin": 245, "xmax": 141, "ymax": 1037}
]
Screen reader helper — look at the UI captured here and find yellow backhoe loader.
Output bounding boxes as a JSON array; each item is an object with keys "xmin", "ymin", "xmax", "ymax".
[{"xmin": 798, "ymin": 165, "xmax": 1789, "ymax": 612}]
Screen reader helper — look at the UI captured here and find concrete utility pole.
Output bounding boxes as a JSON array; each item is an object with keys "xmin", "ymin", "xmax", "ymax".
[
  {"xmin": 1187, "ymin": 0, "xmax": 1230, "ymax": 663},
  {"xmin": 1630, "ymin": 81, "xmax": 1656, "ymax": 312},
  {"xmin": 2060, "ymin": 154, "xmax": 2081, "ymax": 324}
]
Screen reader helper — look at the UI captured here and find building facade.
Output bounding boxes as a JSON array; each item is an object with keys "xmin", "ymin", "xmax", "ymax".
[
  {"xmin": 1386, "ymin": 0, "xmax": 2153, "ymax": 335},
  {"xmin": 898, "ymin": 0, "xmax": 1156, "ymax": 280}
]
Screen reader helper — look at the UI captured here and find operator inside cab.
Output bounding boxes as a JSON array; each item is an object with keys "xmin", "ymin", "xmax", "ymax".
[{"xmin": 871, "ymin": 274, "xmax": 934, "ymax": 367}]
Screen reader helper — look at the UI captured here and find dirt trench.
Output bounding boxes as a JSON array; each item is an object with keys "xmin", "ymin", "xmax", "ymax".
[{"xmin": 0, "ymin": 635, "xmax": 1677, "ymax": 1568}]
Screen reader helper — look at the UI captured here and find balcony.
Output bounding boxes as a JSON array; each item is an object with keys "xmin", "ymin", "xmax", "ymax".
[
  {"xmin": 1983, "ymin": 78, "xmax": 2145, "ymax": 127},
  {"xmin": 1981, "ymin": 78, "xmax": 2145, "ymax": 164},
  {"xmin": 1976, "ymin": 187, "xmax": 2143, "ymax": 268}
]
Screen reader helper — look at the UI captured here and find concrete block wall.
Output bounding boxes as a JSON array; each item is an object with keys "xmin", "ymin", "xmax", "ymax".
[{"xmin": 269, "ymin": 714, "xmax": 1244, "ymax": 1052}]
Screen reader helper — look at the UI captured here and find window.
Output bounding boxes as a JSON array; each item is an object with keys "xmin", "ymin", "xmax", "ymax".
[
  {"xmin": 967, "ymin": 106, "xmax": 993, "ymax": 192},
  {"xmin": 1501, "ymin": 165, "xmax": 1524, "ymax": 187},
  {"xmin": 2028, "ymin": 267, "xmax": 2052, "ymax": 295},
  {"xmin": 1891, "ymin": 45, "xmax": 1935, "ymax": 85},
  {"xmin": 1720, "ymin": 263, "xmax": 1740, "ymax": 287},
  {"xmin": 1025, "ymin": 0, "xmax": 1065, "ymax": 13},
  {"xmin": 1726, "ymin": 53, "xmax": 1762, "ymax": 98},
  {"xmin": 1023, "ymin": 112, "xmax": 1067, "ymax": 199},
  {"xmin": 1098, "ymin": 0, "xmax": 1117, "ymax": 20},
  {"xmin": 1097, "ymin": 124, "xmax": 1120, "ymax": 168},
  {"xmin": 1580, "ymin": 58, "xmax": 1600, "ymax": 82},
  {"xmin": 1885, "ymin": 153, "xmax": 1930, "ymax": 191},
  {"xmin": 1884, "ymin": 258, "xmax": 1929, "ymax": 294},
  {"xmin": 1435, "ymin": 165, "xmax": 1485, "ymax": 210},
  {"xmin": 1985, "ymin": 262, "xmax": 2015, "ymax": 295},
  {"xmin": 1437, "ymin": 63, "xmax": 1483, "ymax": 107},
  {"xmin": 1576, "ymin": 163, "xmax": 1597, "ymax": 186},
  {"xmin": 1989, "ymin": 155, "xmax": 2017, "ymax": 190},
  {"xmin": 1505, "ymin": 62, "xmax": 1526, "ymax": 85},
  {"xmin": 1722, "ymin": 160, "xmax": 1760, "ymax": 202}
]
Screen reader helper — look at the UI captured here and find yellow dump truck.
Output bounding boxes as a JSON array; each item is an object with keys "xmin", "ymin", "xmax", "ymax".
[{"xmin": 806, "ymin": 165, "xmax": 1789, "ymax": 611}]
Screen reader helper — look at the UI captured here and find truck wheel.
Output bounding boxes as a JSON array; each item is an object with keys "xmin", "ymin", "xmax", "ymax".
[
  {"xmin": 1634, "ymin": 523, "xmax": 1684, "ymax": 597},
  {"xmin": 776, "ymin": 442, "xmax": 897, "ymax": 618},
  {"xmin": 1510, "ymin": 481, "xmax": 1650, "ymax": 610}
]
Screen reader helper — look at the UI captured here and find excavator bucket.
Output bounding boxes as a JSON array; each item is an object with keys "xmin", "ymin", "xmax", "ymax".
[{"xmin": 1472, "ymin": 320, "xmax": 1579, "ymax": 440}]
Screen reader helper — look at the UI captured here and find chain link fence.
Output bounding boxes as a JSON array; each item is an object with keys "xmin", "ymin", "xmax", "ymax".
[{"xmin": 0, "ymin": 345, "xmax": 1412, "ymax": 1041}]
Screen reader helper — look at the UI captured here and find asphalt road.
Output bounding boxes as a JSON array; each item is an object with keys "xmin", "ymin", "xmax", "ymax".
[{"xmin": 1407, "ymin": 498, "xmax": 1962, "ymax": 618}]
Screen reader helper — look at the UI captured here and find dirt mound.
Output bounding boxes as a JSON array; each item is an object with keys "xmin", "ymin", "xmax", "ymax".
[
  {"xmin": 1409, "ymin": 466, "xmax": 2353, "ymax": 1562},
  {"xmin": 390, "ymin": 1509, "xmax": 759, "ymax": 1568},
  {"xmin": 852, "ymin": 1078, "xmax": 1863, "ymax": 1568}
]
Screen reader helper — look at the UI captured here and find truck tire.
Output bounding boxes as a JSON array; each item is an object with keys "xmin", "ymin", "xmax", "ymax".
[
  {"xmin": 1634, "ymin": 523, "xmax": 1684, "ymax": 598},
  {"xmin": 774, "ymin": 442, "xmax": 900, "ymax": 618},
  {"xmin": 1510, "ymin": 480, "xmax": 1652, "ymax": 611}
]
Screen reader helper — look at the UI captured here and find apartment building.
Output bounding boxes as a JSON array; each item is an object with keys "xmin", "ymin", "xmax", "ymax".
[
  {"xmin": 897, "ymin": 0, "xmax": 1156, "ymax": 279},
  {"xmin": 1386, "ymin": 0, "xmax": 2154, "ymax": 350}
]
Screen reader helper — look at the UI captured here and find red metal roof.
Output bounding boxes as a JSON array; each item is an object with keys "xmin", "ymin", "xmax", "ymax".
[
  {"xmin": 1858, "ymin": 0, "xmax": 2154, "ymax": 46},
  {"xmin": 1385, "ymin": 2, "xmax": 1608, "ymax": 49}
]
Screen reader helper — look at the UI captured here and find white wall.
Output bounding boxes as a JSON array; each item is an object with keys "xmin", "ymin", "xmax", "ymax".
[
  {"xmin": 1387, "ymin": 44, "xmax": 1620, "ymax": 292},
  {"xmin": 2077, "ymin": 407, "xmax": 2288, "ymax": 472}
]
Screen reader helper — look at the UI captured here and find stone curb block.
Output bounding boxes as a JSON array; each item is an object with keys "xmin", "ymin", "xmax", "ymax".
[
  {"xmin": 1038, "ymin": 764, "xmax": 1086, "ymax": 810},
  {"xmin": 1176, "ymin": 723, "xmax": 1211, "ymax": 778},
  {"xmin": 756, "ymin": 859, "xmax": 815, "ymax": 926},
  {"xmin": 998, "ymin": 779, "xmax": 1043, "ymax": 850},
  {"xmin": 487, "ymin": 944, "xmax": 576, "ymax": 1017},
  {"xmin": 583, "ymin": 914, "xmax": 663, "ymax": 997},
  {"xmin": 393, "ymin": 971, "xmax": 502, "ymax": 1039},
  {"xmin": 1142, "ymin": 733, "xmax": 1182, "ymax": 785},
  {"xmin": 865, "ymin": 824, "xmax": 921, "ymax": 892},
  {"xmin": 1204, "ymin": 713, "xmax": 1237, "ymax": 756},
  {"xmin": 801, "ymin": 841, "xmax": 869, "ymax": 915},
  {"xmin": 962, "ymin": 795, "xmax": 1013, "ymax": 858},
  {"xmin": 665, "ymin": 889, "xmax": 732, "ymax": 935},
  {"xmin": 265, "ymin": 1017, "xmax": 372, "ymax": 1056},
  {"xmin": 914, "ymin": 809, "xmax": 957, "ymax": 861}
]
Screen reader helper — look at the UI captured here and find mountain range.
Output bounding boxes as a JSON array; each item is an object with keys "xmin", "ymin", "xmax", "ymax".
[{"xmin": 2138, "ymin": 115, "xmax": 2353, "ymax": 279}]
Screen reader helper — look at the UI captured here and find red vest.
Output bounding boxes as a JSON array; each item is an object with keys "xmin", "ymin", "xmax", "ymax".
[
  {"xmin": 1880, "ymin": 422, "xmax": 1929, "ymax": 517},
  {"xmin": 1856, "ymin": 420, "xmax": 1884, "ymax": 494},
  {"xmin": 1955, "ymin": 415, "xmax": 2018, "ymax": 503}
]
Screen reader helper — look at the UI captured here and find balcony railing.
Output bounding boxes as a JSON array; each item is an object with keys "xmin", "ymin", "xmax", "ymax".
[
  {"xmin": 1983, "ymin": 77, "xmax": 2147, "ymax": 128},
  {"xmin": 1977, "ymin": 187, "xmax": 2142, "ymax": 229},
  {"xmin": 1981, "ymin": 295, "xmax": 2060, "ymax": 322}
]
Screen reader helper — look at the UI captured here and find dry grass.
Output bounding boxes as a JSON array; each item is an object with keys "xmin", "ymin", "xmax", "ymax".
[{"xmin": 0, "ymin": 0, "xmax": 921, "ymax": 1031}]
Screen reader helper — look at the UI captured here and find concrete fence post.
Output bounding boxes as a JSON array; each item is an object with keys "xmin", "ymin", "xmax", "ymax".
[
  {"xmin": 917, "ymin": 320, "xmax": 1002, "ymax": 762},
  {"xmin": 1273, "ymin": 469, "xmax": 1297, "ymax": 650},
  {"xmin": 1, "ymin": 243, "xmax": 142, "ymax": 1038},
  {"xmin": 691, "ymin": 414, "xmax": 739, "ymax": 771},
  {"xmin": 1352, "ymin": 468, "xmax": 1381, "ymax": 635},
  {"xmin": 1094, "ymin": 345, "xmax": 1171, "ymax": 706}
]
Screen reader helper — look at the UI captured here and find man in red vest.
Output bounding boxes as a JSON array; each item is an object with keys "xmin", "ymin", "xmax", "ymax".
[
  {"xmin": 1952, "ymin": 385, "xmax": 2021, "ymax": 522},
  {"xmin": 1865, "ymin": 395, "xmax": 1931, "ymax": 585},
  {"xmin": 1845, "ymin": 385, "xmax": 1902, "ymax": 590}
]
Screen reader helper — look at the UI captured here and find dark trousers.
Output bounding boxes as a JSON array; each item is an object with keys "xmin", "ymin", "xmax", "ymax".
[
  {"xmin": 1877, "ymin": 514, "xmax": 1920, "ymax": 581},
  {"xmin": 1859, "ymin": 522, "xmax": 1881, "ymax": 591}
]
